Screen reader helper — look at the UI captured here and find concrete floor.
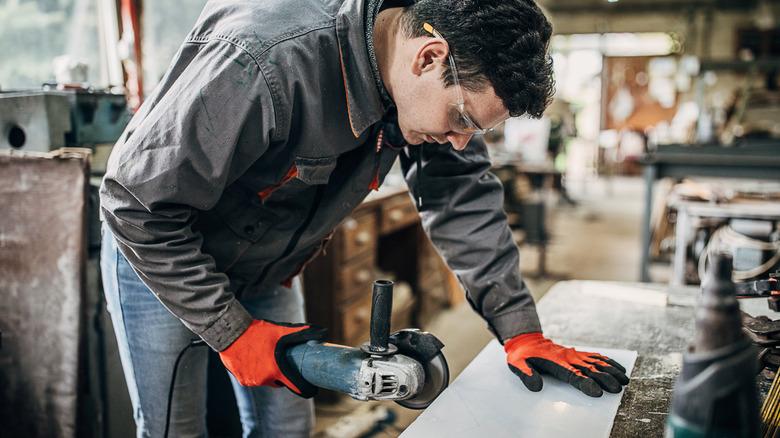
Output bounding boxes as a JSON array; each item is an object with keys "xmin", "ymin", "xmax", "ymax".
[{"xmin": 313, "ymin": 176, "xmax": 668, "ymax": 437}]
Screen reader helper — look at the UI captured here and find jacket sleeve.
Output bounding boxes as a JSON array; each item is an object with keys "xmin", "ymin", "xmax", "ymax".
[
  {"xmin": 99, "ymin": 40, "xmax": 277, "ymax": 351},
  {"xmin": 399, "ymin": 137, "xmax": 541, "ymax": 342}
]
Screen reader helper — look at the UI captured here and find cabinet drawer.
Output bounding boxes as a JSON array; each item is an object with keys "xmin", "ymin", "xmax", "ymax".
[
  {"xmin": 380, "ymin": 195, "xmax": 418, "ymax": 234},
  {"xmin": 339, "ymin": 293, "xmax": 372, "ymax": 346},
  {"xmin": 340, "ymin": 212, "xmax": 377, "ymax": 262},
  {"xmin": 336, "ymin": 257, "xmax": 376, "ymax": 303},
  {"xmin": 418, "ymin": 269, "xmax": 443, "ymax": 294},
  {"xmin": 418, "ymin": 238, "xmax": 444, "ymax": 278},
  {"xmin": 416, "ymin": 283, "xmax": 450, "ymax": 326}
]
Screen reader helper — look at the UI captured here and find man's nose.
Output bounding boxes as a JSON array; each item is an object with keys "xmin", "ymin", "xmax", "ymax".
[{"xmin": 447, "ymin": 133, "xmax": 474, "ymax": 150}]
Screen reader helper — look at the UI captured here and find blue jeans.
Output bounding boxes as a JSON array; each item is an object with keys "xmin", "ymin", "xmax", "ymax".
[{"xmin": 100, "ymin": 225, "xmax": 314, "ymax": 437}]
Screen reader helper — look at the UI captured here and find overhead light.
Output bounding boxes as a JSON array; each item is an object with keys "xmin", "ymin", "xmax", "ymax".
[{"xmin": 607, "ymin": 0, "xmax": 619, "ymax": 3}]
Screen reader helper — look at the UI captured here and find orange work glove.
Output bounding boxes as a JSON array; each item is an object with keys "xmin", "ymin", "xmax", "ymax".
[
  {"xmin": 504, "ymin": 332, "xmax": 629, "ymax": 397},
  {"xmin": 219, "ymin": 319, "xmax": 326, "ymax": 398}
]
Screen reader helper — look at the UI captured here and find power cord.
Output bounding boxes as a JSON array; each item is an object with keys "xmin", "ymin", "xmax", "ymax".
[{"xmin": 164, "ymin": 339, "xmax": 207, "ymax": 438}]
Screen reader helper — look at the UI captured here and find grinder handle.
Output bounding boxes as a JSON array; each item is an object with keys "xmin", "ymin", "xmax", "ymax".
[{"xmin": 369, "ymin": 280, "xmax": 394, "ymax": 353}]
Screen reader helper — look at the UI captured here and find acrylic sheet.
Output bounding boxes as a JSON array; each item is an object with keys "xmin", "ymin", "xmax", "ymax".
[{"xmin": 402, "ymin": 340, "xmax": 638, "ymax": 438}]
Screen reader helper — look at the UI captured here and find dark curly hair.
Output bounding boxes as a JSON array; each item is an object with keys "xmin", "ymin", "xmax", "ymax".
[{"xmin": 400, "ymin": 0, "xmax": 555, "ymax": 118}]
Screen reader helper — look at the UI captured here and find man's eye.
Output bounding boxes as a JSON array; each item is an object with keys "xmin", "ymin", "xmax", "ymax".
[{"xmin": 456, "ymin": 114, "xmax": 469, "ymax": 130}]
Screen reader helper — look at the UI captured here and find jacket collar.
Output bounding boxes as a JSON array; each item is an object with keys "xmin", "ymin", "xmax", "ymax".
[{"xmin": 336, "ymin": 0, "xmax": 387, "ymax": 138}]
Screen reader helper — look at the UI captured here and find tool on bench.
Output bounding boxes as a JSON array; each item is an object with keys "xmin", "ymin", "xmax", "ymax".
[
  {"xmin": 742, "ymin": 314, "xmax": 780, "ymax": 373},
  {"xmin": 736, "ymin": 270, "xmax": 780, "ymax": 311},
  {"xmin": 285, "ymin": 280, "xmax": 450, "ymax": 408},
  {"xmin": 667, "ymin": 253, "xmax": 760, "ymax": 438},
  {"xmin": 164, "ymin": 280, "xmax": 449, "ymax": 438},
  {"xmin": 737, "ymin": 270, "xmax": 780, "ymax": 373},
  {"xmin": 728, "ymin": 270, "xmax": 780, "ymax": 437}
]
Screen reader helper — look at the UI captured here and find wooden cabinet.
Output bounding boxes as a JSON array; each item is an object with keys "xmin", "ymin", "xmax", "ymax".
[
  {"xmin": 339, "ymin": 212, "xmax": 376, "ymax": 264},
  {"xmin": 302, "ymin": 186, "xmax": 461, "ymax": 349},
  {"xmin": 335, "ymin": 256, "xmax": 375, "ymax": 303},
  {"xmin": 416, "ymin": 237, "xmax": 456, "ymax": 325},
  {"xmin": 379, "ymin": 192, "xmax": 419, "ymax": 234}
]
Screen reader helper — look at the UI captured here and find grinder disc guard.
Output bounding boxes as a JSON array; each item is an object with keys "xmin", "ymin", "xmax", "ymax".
[
  {"xmin": 396, "ymin": 352, "xmax": 449, "ymax": 409},
  {"xmin": 388, "ymin": 329, "xmax": 450, "ymax": 409}
]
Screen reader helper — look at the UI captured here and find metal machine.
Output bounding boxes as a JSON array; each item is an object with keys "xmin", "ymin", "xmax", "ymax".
[
  {"xmin": 0, "ymin": 88, "xmax": 133, "ymax": 437},
  {"xmin": 287, "ymin": 280, "xmax": 450, "ymax": 409},
  {"xmin": 738, "ymin": 271, "xmax": 780, "ymax": 380},
  {"xmin": 666, "ymin": 253, "xmax": 760, "ymax": 437},
  {"xmin": 737, "ymin": 270, "xmax": 780, "ymax": 311},
  {"xmin": 0, "ymin": 89, "xmax": 130, "ymax": 152}
]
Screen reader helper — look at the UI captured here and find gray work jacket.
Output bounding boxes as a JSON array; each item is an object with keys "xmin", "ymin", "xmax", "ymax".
[{"xmin": 100, "ymin": 0, "xmax": 541, "ymax": 351}]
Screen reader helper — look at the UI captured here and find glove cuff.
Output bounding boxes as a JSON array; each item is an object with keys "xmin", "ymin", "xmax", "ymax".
[
  {"xmin": 504, "ymin": 331, "xmax": 545, "ymax": 353},
  {"xmin": 218, "ymin": 319, "xmax": 326, "ymax": 397},
  {"xmin": 271, "ymin": 322, "xmax": 327, "ymax": 398}
]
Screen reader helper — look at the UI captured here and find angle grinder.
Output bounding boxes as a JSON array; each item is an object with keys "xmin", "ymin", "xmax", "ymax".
[{"xmin": 285, "ymin": 280, "xmax": 449, "ymax": 409}]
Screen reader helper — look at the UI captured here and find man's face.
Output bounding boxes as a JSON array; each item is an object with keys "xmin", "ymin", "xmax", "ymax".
[{"xmin": 392, "ymin": 38, "xmax": 509, "ymax": 150}]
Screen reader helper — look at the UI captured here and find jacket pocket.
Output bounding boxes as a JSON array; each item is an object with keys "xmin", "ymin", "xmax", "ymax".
[{"xmin": 294, "ymin": 155, "xmax": 338, "ymax": 185}]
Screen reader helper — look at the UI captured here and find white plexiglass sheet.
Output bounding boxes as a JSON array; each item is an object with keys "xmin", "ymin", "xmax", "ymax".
[{"xmin": 402, "ymin": 340, "xmax": 638, "ymax": 438}]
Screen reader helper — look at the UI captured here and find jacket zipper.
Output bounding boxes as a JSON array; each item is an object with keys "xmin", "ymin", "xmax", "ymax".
[{"xmin": 369, "ymin": 127, "xmax": 384, "ymax": 191}]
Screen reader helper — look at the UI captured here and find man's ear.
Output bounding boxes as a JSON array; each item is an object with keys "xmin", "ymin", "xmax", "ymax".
[{"xmin": 411, "ymin": 39, "xmax": 449, "ymax": 76}]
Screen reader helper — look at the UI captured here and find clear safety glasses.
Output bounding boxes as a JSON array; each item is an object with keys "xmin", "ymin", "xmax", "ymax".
[{"xmin": 422, "ymin": 22, "xmax": 492, "ymax": 135}]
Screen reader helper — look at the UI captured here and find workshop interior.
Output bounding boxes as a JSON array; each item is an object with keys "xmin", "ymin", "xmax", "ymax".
[{"xmin": 3, "ymin": 0, "xmax": 780, "ymax": 437}]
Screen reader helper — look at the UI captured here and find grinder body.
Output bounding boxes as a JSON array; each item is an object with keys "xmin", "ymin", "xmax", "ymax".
[{"xmin": 286, "ymin": 341, "xmax": 425, "ymax": 401}]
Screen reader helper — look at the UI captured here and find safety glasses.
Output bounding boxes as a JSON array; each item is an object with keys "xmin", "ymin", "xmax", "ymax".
[{"xmin": 422, "ymin": 22, "xmax": 491, "ymax": 135}]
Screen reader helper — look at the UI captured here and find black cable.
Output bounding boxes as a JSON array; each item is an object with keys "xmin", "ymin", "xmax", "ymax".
[{"xmin": 164, "ymin": 339, "xmax": 207, "ymax": 438}]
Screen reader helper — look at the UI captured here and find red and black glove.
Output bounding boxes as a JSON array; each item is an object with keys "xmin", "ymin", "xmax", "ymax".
[
  {"xmin": 504, "ymin": 332, "xmax": 629, "ymax": 397},
  {"xmin": 219, "ymin": 319, "xmax": 326, "ymax": 398}
]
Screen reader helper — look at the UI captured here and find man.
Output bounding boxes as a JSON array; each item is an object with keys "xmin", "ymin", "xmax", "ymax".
[{"xmin": 100, "ymin": 0, "xmax": 629, "ymax": 435}]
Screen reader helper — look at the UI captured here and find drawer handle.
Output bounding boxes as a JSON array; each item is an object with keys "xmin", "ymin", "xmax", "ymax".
[
  {"xmin": 355, "ymin": 231, "xmax": 371, "ymax": 245},
  {"xmin": 389, "ymin": 209, "xmax": 404, "ymax": 222},
  {"xmin": 354, "ymin": 308, "xmax": 370, "ymax": 325},
  {"xmin": 344, "ymin": 218, "xmax": 358, "ymax": 230},
  {"xmin": 355, "ymin": 269, "xmax": 371, "ymax": 283}
]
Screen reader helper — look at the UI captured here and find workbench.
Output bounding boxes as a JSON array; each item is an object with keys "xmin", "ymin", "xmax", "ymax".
[
  {"xmin": 638, "ymin": 143, "xmax": 780, "ymax": 282},
  {"xmin": 405, "ymin": 280, "xmax": 773, "ymax": 437}
]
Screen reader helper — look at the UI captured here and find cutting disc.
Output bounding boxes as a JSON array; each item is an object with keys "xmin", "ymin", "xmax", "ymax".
[{"xmin": 396, "ymin": 352, "xmax": 449, "ymax": 410}]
